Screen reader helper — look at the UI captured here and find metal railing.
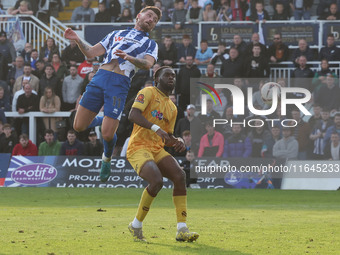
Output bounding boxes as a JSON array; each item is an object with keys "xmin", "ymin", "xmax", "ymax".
[{"xmin": 0, "ymin": 15, "xmax": 69, "ymax": 53}]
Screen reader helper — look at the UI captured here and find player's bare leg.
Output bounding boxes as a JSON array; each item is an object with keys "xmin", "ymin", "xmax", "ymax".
[
  {"xmin": 73, "ymin": 105, "xmax": 98, "ymax": 132},
  {"xmin": 158, "ymin": 156, "xmax": 199, "ymax": 242},
  {"xmin": 129, "ymin": 161, "xmax": 164, "ymax": 241}
]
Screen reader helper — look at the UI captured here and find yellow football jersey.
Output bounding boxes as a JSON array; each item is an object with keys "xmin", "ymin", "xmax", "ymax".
[{"xmin": 127, "ymin": 86, "xmax": 177, "ymax": 153}]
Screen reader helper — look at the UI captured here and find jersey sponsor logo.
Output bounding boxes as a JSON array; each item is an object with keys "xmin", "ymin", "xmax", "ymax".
[
  {"xmin": 151, "ymin": 110, "xmax": 163, "ymax": 120},
  {"xmin": 135, "ymin": 94, "xmax": 144, "ymax": 104},
  {"xmin": 115, "ymin": 36, "xmax": 124, "ymax": 41}
]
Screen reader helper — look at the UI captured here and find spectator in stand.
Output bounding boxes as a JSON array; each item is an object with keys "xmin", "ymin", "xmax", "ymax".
[
  {"xmin": 71, "ymin": 0, "xmax": 95, "ymax": 23},
  {"xmin": 30, "ymin": 49, "xmax": 39, "ymax": 71},
  {"xmin": 40, "ymin": 86, "xmax": 62, "ymax": 132},
  {"xmin": 177, "ymin": 35, "xmax": 196, "ymax": 63},
  {"xmin": 13, "ymin": 0, "xmax": 36, "ymax": 15},
  {"xmin": 312, "ymin": 59, "xmax": 338, "ymax": 94},
  {"xmin": 154, "ymin": 0, "xmax": 170, "ymax": 21},
  {"xmin": 60, "ymin": 129, "xmax": 84, "ymax": 155},
  {"xmin": 272, "ymin": 2, "xmax": 289, "ymax": 20},
  {"xmin": 0, "ymin": 31, "xmax": 16, "ymax": 65},
  {"xmin": 51, "ymin": 53, "xmax": 68, "ymax": 82},
  {"xmin": 309, "ymin": 107, "xmax": 333, "ymax": 159},
  {"xmin": 324, "ymin": 113, "xmax": 340, "ymax": 148},
  {"xmin": 12, "ymin": 79, "xmax": 38, "ymax": 112},
  {"xmin": 172, "ymin": 0, "xmax": 187, "ymax": 29},
  {"xmin": 291, "ymin": 39, "xmax": 314, "ymax": 65},
  {"xmin": 212, "ymin": 87, "xmax": 228, "ymax": 116},
  {"xmin": 8, "ymin": 1, "xmax": 34, "ymax": 19},
  {"xmin": 246, "ymin": 33, "xmax": 267, "ymax": 59},
  {"xmin": 223, "ymin": 124, "xmax": 252, "ymax": 158},
  {"xmin": 176, "ymin": 55, "xmax": 201, "ymax": 110},
  {"xmin": 0, "ymin": 123, "xmax": 17, "ymax": 153},
  {"xmin": 15, "ymin": 82, "xmax": 39, "ymax": 135},
  {"xmin": 229, "ymin": 0, "xmax": 245, "ymax": 20},
  {"xmin": 291, "ymin": 108, "xmax": 311, "ymax": 159},
  {"xmin": 175, "ymin": 104, "xmax": 203, "ymax": 150},
  {"xmin": 203, "ymin": 0, "xmax": 217, "ymax": 21},
  {"xmin": 77, "ymin": 57, "xmax": 94, "ymax": 79},
  {"xmin": 158, "ymin": 36, "xmax": 177, "ymax": 67},
  {"xmin": 39, "ymin": 37, "xmax": 60, "ymax": 63},
  {"xmin": 319, "ymin": 3, "xmax": 340, "ymax": 20},
  {"xmin": 319, "ymin": 34, "xmax": 340, "ymax": 61},
  {"xmin": 290, "ymin": 0, "xmax": 313, "ymax": 20},
  {"xmin": 38, "ymin": 64, "xmax": 61, "ymax": 98},
  {"xmin": 324, "ymin": 132, "xmax": 340, "ymax": 160},
  {"xmin": 12, "ymin": 134, "xmax": 38, "ymax": 156},
  {"xmin": 230, "ymin": 34, "xmax": 247, "ymax": 57},
  {"xmin": 38, "ymin": 129, "xmax": 61, "ymax": 156},
  {"xmin": 20, "ymin": 43, "xmax": 32, "ymax": 63},
  {"xmin": 248, "ymin": 119, "xmax": 271, "ymax": 158},
  {"xmin": 216, "ymin": 3, "xmax": 232, "ymax": 21},
  {"xmin": 13, "ymin": 63, "xmax": 40, "ymax": 95},
  {"xmin": 198, "ymin": 98, "xmax": 221, "ymax": 124},
  {"xmin": 84, "ymin": 130, "xmax": 104, "ymax": 156},
  {"xmin": 291, "ymin": 56, "xmax": 314, "ymax": 91},
  {"xmin": 198, "ymin": 119, "xmax": 224, "ymax": 157},
  {"xmin": 117, "ymin": 8, "xmax": 134, "ymax": 22},
  {"xmin": 315, "ymin": 73, "xmax": 340, "ymax": 113},
  {"xmin": 211, "ymin": 41, "xmax": 229, "ymax": 65},
  {"xmin": 273, "ymin": 127, "xmax": 298, "ymax": 159},
  {"xmin": 62, "ymin": 65, "xmax": 83, "ymax": 111},
  {"xmin": 195, "ymin": 40, "xmax": 213, "ymax": 68},
  {"xmin": 32, "ymin": 60, "xmax": 45, "ymax": 79},
  {"xmin": 108, "ymin": 0, "xmax": 121, "ymax": 21},
  {"xmin": 7, "ymin": 56, "xmax": 24, "ymax": 90},
  {"xmin": 121, "ymin": 0, "xmax": 135, "ymax": 16},
  {"xmin": 202, "ymin": 63, "xmax": 221, "ymax": 78},
  {"xmin": 186, "ymin": 0, "xmax": 203, "ymax": 23},
  {"xmin": 250, "ymin": 1, "xmax": 270, "ymax": 22},
  {"xmin": 268, "ymin": 32, "xmax": 289, "ymax": 63},
  {"xmin": 262, "ymin": 125, "xmax": 281, "ymax": 158},
  {"xmin": 308, "ymin": 104, "xmax": 322, "ymax": 129},
  {"xmin": 0, "ymin": 86, "xmax": 10, "ymax": 111},
  {"xmin": 220, "ymin": 47, "xmax": 243, "ymax": 78},
  {"xmin": 95, "ymin": 2, "xmax": 111, "ymax": 22},
  {"xmin": 61, "ymin": 40, "xmax": 85, "ymax": 68},
  {"xmin": 218, "ymin": 106, "xmax": 234, "ymax": 139},
  {"xmin": 81, "ymin": 70, "xmax": 96, "ymax": 95},
  {"xmin": 244, "ymin": 43, "xmax": 270, "ymax": 78}
]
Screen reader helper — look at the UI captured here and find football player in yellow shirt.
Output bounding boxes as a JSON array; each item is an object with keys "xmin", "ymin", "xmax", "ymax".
[{"xmin": 127, "ymin": 66, "xmax": 199, "ymax": 242}]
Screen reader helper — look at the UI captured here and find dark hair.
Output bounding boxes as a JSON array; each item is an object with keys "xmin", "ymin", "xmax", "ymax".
[
  {"xmin": 182, "ymin": 34, "xmax": 191, "ymax": 40},
  {"xmin": 19, "ymin": 134, "xmax": 29, "ymax": 140},
  {"xmin": 67, "ymin": 129, "xmax": 76, "ymax": 135},
  {"xmin": 182, "ymin": 130, "xmax": 191, "ymax": 136},
  {"xmin": 44, "ymin": 129, "xmax": 54, "ymax": 136},
  {"xmin": 24, "ymin": 62, "xmax": 31, "ymax": 67},
  {"xmin": 139, "ymin": 6, "xmax": 162, "ymax": 21},
  {"xmin": 31, "ymin": 49, "xmax": 38, "ymax": 53},
  {"xmin": 327, "ymin": 33, "xmax": 335, "ymax": 38},
  {"xmin": 334, "ymin": 113, "xmax": 340, "ymax": 118},
  {"xmin": 44, "ymin": 63, "xmax": 55, "ymax": 72},
  {"xmin": 153, "ymin": 65, "xmax": 172, "ymax": 84},
  {"xmin": 70, "ymin": 64, "xmax": 78, "ymax": 69},
  {"xmin": 331, "ymin": 131, "xmax": 339, "ymax": 136},
  {"xmin": 201, "ymin": 39, "xmax": 208, "ymax": 44}
]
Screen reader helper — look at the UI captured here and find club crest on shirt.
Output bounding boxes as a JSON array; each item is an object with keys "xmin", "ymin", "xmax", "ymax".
[{"xmin": 135, "ymin": 94, "xmax": 144, "ymax": 104}]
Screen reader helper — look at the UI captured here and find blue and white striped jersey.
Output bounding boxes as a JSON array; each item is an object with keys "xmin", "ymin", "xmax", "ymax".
[{"xmin": 100, "ymin": 28, "xmax": 158, "ymax": 79}]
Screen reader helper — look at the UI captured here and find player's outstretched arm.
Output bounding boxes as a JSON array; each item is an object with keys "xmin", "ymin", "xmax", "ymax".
[
  {"xmin": 64, "ymin": 28, "xmax": 105, "ymax": 59},
  {"xmin": 114, "ymin": 50, "xmax": 155, "ymax": 70},
  {"xmin": 129, "ymin": 107, "xmax": 170, "ymax": 143}
]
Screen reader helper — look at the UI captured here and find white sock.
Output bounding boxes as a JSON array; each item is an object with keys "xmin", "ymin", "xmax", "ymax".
[
  {"xmin": 177, "ymin": 222, "xmax": 187, "ymax": 230},
  {"xmin": 132, "ymin": 217, "xmax": 143, "ymax": 228},
  {"xmin": 102, "ymin": 153, "xmax": 111, "ymax": 162}
]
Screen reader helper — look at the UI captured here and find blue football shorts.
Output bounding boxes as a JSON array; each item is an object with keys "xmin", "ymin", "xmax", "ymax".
[{"xmin": 79, "ymin": 69, "xmax": 130, "ymax": 120}]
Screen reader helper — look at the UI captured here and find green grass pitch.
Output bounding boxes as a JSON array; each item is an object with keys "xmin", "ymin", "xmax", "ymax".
[{"xmin": 0, "ymin": 188, "xmax": 339, "ymax": 255}]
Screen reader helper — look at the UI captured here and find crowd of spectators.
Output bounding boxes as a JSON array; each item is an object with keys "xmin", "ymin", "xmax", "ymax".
[{"xmin": 0, "ymin": 0, "xmax": 340, "ymax": 160}]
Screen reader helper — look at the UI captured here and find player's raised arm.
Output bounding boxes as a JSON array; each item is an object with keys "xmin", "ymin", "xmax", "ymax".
[
  {"xmin": 64, "ymin": 28, "xmax": 105, "ymax": 59},
  {"xmin": 129, "ymin": 107, "xmax": 170, "ymax": 143}
]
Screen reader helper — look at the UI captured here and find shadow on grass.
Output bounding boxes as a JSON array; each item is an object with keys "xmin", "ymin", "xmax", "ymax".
[{"xmin": 133, "ymin": 241, "xmax": 251, "ymax": 255}]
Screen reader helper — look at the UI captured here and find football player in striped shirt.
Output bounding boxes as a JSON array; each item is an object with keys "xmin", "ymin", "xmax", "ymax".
[{"xmin": 64, "ymin": 6, "xmax": 161, "ymax": 182}]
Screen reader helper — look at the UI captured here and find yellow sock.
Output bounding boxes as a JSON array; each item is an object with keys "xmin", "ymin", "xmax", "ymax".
[
  {"xmin": 136, "ymin": 188, "xmax": 155, "ymax": 222},
  {"xmin": 173, "ymin": 195, "xmax": 187, "ymax": 223}
]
